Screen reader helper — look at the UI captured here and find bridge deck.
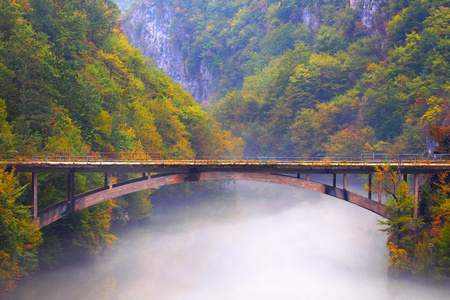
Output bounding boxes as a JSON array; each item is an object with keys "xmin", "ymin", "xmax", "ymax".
[{"xmin": 7, "ymin": 160, "xmax": 450, "ymax": 174}]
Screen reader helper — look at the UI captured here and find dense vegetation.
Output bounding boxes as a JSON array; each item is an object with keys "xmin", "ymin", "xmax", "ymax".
[
  {"xmin": 374, "ymin": 134, "xmax": 450, "ymax": 281},
  {"xmin": 0, "ymin": 0, "xmax": 242, "ymax": 295}
]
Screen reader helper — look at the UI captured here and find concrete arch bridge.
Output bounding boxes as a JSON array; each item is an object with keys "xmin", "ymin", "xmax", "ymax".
[{"xmin": 5, "ymin": 153, "xmax": 450, "ymax": 228}]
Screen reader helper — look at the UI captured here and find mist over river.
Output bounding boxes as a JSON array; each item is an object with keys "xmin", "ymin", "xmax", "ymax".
[{"xmin": 11, "ymin": 179, "xmax": 450, "ymax": 299}]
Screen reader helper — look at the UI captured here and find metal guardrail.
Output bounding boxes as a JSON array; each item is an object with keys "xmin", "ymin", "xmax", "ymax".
[
  {"xmin": 0, "ymin": 152, "xmax": 161, "ymax": 162},
  {"xmin": 32, "ymin": 156, "xmax": 102, "ymax": 163},
  {"xmin": 1, "ymin": 152, "xmax": 450, "ymax": 165}
]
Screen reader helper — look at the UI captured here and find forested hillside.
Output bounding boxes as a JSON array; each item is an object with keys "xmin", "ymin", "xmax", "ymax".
[
  {"xmin": 124, "ymin": 0, "xmax": 449, "ymax": 157},
  {"xmin": 0, "ymin": 0, "xmax": 242, "ymax": 295},
  {"xmin": 211, "ymin": 0, "xmax": 450, "ymax": 157},
  {"xmin": 211, "ymin": 0, "xmax": 449, "ymax": 157}
]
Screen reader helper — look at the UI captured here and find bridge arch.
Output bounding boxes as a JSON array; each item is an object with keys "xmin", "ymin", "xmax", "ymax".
[{"xmin": 37, "ymin": 172, "xmax": 387, "ymax": 228}]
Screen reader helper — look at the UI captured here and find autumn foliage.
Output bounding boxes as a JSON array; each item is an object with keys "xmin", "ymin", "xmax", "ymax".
[{"xmin": 0, "ymin": 168, "xmax": 42, "ymax": 297}]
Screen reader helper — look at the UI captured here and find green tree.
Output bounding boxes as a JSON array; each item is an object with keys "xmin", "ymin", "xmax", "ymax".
[
  {"xmin": 0, "ymin": 98, "xmax": 16, "ymax": 152},
  {"xmin": 436, "ymin": 224, "xmax": 450, "ymax": 278},
  {"xmin": 314, "ymin": 25, "xmax": 349, "ymax": 54},
  {"xmin": 374, "ymin": 166, "xmax": 423, "ymax": 244}
]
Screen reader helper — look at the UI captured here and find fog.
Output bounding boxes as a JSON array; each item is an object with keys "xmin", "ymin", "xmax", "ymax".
[{"xmin": 12, "ymin": 180, "xmax": 450, "ymax": 299}]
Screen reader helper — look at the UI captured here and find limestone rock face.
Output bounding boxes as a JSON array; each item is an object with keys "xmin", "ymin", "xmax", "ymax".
[
  {"xmin": 349, "ymin": 0, "xmax": 388, "ymax": 34},
  {"xmin": 303, "ymin": 0, "xmax": 388, "ymax": 34},
  {"xmin": 302, "ymin": 7, "xmax": 319, "ymax": 29},
  {"xmin": 123, "ymin": 1, "xmax": 214, "ymax": 103}
]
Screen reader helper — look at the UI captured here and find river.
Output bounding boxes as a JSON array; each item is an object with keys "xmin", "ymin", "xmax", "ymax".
[{"xmin": 11, "ymin": 178, "xmax": 450, "ymax": 299}]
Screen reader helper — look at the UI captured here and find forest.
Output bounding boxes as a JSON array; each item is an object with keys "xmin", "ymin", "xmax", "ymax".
[{"xmin": 0, "ymin": 0, "xmax": 450, "ymax": 296}]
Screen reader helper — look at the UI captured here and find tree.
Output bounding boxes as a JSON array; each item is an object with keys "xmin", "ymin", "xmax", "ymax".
[
  {"xmin": 0, "ymin": 98, "xmax": 16, "ymax": 152},
  {"xmin": 0, "ymin": 167, "xmax": 42, "ymax": 296},
  {"xmin": 386, "ymin": 241, "xmax": 411, "ymax": 277},
  {"xmin": 436, "ymin": 224, "xmax": 450, "ymax": 278},
  {"xmin": 314, "ymin": 25, "xmax": 348, "ymax": 54},
  {"xmin": 371, "ymin": 165, "xmax": 423, "ymax": 276},
  {"xmin": 325, "ymin": 125, "xmax": 377, "ymax": 157},
  {"xmin": 374, "ymin": 166, "xmax": 422, "ymax": 242}
]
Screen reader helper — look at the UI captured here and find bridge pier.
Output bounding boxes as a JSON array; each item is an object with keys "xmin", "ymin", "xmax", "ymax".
[
  {"xmin": 333, "ymin": 174, "xmax": 337, "ymax": 188},
  {"xmin": 104, "ymin": 172, "xmax": 113, "ymax": 189},
  {"xmin": 414, "ymin": 174, "xmax": 419, "ymax": 218},
  {"xmin": 368, "ymin": 174, "xmax": 372, "ymax": 200},
  {"xmin": 31, "ymin": 172, "xmax": 38, "ymax": 219},
  {"xmin": 68, "ymin": 171, "xmax": 75, "ymax": 212},
  {"xmin": 295, "ymin": 174, "xmax": 310, "ymax": 180},
  {"xmin": 343, "ymin": 174, "xmax": 347, "ymax": 190}
]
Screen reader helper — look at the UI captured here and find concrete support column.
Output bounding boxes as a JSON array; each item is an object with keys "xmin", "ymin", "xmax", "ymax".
[
  {"xmin": 333, "ymin": 174, "xmax": 336, "ymax": 188},
  {"xmin": 414, "ymin": 174, "xmax": 419, "ymax": 218},
  {"xmin": 297, "ymin": 173, "xmax": 300, "ymax": 179},
  {"xmin": 368, "ymin": 174, "xmax": 372, "ymax": 200},
  {"xmin": 306, "ymin": 174, "xmax": 310, "ymax": 181},
  {"xmin": 343, "ymin": 174, "xmax": 347, "ymax": 190},
  {"xmin": 67, "ymin": 172, "xmax": 74, "ymax": 200},
  {"xmin": 404, "ymin": 173, "xmax": 408, "ymax": 182},
  {"xmin": 31, "ymin": 172, "xmax": 38, "ymax": 219},
  {"xmin": 68, "ymin": 171, "xmax": 75, "ymax": 212},
  {"xmin": 378, "ymin": 189, "xmax": 382, "ymax": 204},
  {"xmin": 109, "ymin": 172, "xmax": 113, "ymax": 189},
  {"xmin": 104, "ymin": 173, "xmax": 108, "ymax": 188}
]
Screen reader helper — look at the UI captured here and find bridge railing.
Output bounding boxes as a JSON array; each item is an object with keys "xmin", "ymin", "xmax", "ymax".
[
  {"xmin": 184, "ymin": 155, "xmax": 436, "ymax": 165},
  {"xmin": 95, "ymin": 152, "xmax": 162, "ymax": 161},
  {"xmin": 2, "ymin": 152, "xmax": 450, "ymax": 165},
  {"xmin": 0, "ymin": 151, "xmax": 162, "ymax": 162},
  {"xmin": 187, "ymin": 154, "xmax": 450, "ymax": 165},
  {"xmin": 32, "ymin": 155, "xmax": 102, "ymax": 163}
]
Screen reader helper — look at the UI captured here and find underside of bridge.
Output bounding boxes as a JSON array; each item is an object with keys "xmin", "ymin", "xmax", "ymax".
[{"xmin": 35, "ymin": 172, "xmax": 388, "ymax": 228}]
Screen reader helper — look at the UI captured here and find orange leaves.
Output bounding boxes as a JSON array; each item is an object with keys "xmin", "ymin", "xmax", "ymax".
[
  {"xmin": 430, "ymin": 125, "xmax": 450, "ymax": 143},
  {"xmin": 387, "ymin": 242, "xmax": 410, "ymax": 276},
  {"xmin": 0, "ymin": 251, "xmax": 21, "ymax": 297}
]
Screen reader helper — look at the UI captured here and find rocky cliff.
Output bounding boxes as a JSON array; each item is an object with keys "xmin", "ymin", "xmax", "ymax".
[
  {"xmin": 350, "ymin": 0, "xmax": 388, "ymax": 35},
  {"xmin": 123, "ymin": 0, "xmax": 388, "ymax": 104},
  {"xmin": 123, "ymin": 1, "xmax": 215, "ymax": 103}
]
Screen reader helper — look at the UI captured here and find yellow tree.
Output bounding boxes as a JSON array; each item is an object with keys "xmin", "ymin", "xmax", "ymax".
[
  {"xmin": 386, "ymin": 242, "xmax": 411, "ymax": 277},
  {"xmin": 371, "ymin": 165, "xmax": 423, "ymax": 276}
]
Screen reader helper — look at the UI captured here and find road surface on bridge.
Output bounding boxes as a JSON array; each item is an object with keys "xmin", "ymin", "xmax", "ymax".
[{"xmin": 7, "ymin": 158, "xmax": 450, "ymax": 175}]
